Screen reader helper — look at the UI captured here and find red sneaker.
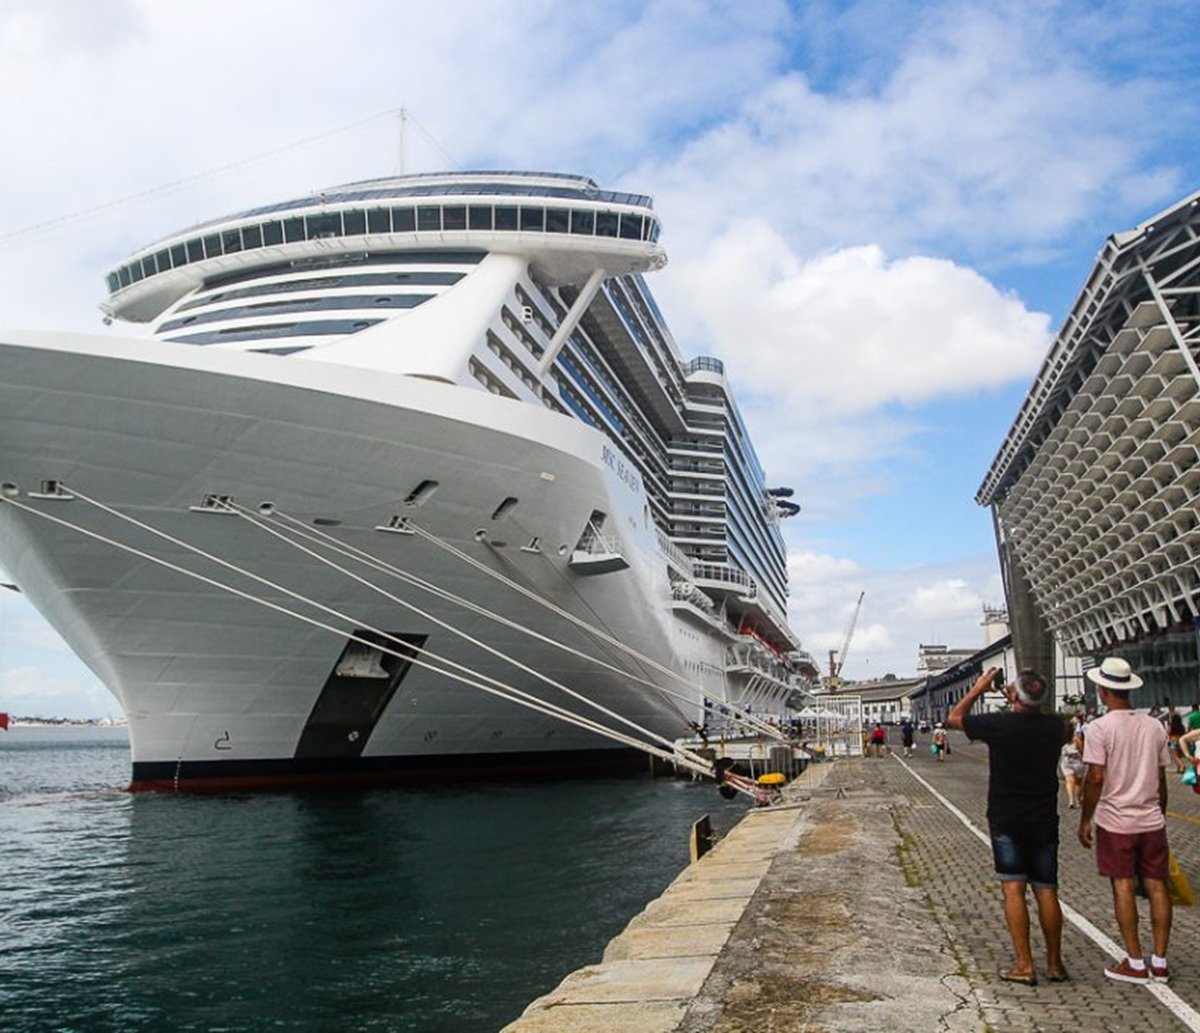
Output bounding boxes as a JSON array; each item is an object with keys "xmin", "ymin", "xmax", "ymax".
[
  {"xmin": 1151, "ymin": 961, "xmax": 1169, "ymax": 982},
  {"xmin": 1104, "ymin": 958, "xmax": 1149, "ymax": 984}
]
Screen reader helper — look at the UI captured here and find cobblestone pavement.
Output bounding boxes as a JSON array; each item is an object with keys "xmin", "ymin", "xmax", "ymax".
[{"xmin": 884, "ymin": 730, "xmax": 1200, "ymax": 1032}]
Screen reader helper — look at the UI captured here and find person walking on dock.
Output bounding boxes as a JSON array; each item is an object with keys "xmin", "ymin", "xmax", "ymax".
[
  {"xmin": 949, "ymin": 667, "xmax": 1069, "ymax": 986},
  {"xmin": 900, "ymin": 717, "xmax": 915, "ymax": 758},
  {"xmin": 1077, "ymin": 657, "xmax": 1173, "ymax": 984}
]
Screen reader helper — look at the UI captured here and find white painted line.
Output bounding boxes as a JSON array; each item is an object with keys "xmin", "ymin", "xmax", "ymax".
[{"xmin": 893, "ymin": 754, "xmax": 1200, "ymax": 1030}]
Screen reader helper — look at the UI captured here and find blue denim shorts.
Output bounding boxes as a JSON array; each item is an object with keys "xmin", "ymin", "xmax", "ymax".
[{"xmin": 991, "ymin": 829, "xmax": 1059, "ymax": 888}]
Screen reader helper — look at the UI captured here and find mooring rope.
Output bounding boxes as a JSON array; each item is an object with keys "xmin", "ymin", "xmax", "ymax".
[
  {"xmin": 406, "ymin": 521, "xmax": 788, "ymax": 741},
  {"xmin": 254, "ymin": 505, "xmax": 759, "ymax": 737},
  {"xmin": 1, "ymin": 488, "xmax": 719, "ymax": 778}
]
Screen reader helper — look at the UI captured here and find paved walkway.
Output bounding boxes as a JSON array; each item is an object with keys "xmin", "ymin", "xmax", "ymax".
[{"xmin": 505, "ymin": 731, "xmax": 1200, "ymax": 1032}]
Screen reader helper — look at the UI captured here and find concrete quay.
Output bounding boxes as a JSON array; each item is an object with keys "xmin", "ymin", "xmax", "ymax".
[{"xmin": 503, "ymin": 732, "xmax": 1200, "ymax": 1032}]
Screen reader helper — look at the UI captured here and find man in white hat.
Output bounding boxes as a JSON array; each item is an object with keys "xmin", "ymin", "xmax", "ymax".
[{"xmin": 1078, "ymin": 657, "xmax": 1172, "ymax": 983}]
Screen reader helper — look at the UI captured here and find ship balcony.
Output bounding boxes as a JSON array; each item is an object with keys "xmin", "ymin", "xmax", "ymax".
[{"xmin": 568, "ymin": 531, "xmax": 629, "ymax": 575}]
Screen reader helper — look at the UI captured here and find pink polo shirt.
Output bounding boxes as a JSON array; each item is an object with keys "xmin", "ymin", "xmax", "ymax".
[{"xmin": 1082, "ymin": 709, "xmax": 1170, "ymax": 833}]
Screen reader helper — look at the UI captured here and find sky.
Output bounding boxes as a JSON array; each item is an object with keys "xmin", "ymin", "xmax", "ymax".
[{"xmin": 1, "ymin": 0, "xmax": 1198, "ymax": 717}]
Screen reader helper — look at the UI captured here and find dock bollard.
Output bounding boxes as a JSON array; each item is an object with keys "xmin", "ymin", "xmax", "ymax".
[{"xmin": 768, "ymin": 745, "xmax": 793, "ymax": 779}]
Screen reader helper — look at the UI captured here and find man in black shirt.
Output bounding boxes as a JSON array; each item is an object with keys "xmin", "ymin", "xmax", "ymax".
[{"xmin": 948, "ymin": 667, "xmax": 1071, "ymax": 986}]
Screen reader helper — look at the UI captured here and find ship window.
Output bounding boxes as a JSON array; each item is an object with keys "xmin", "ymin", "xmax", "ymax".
[
  {"xmin": 491, "ymin": 497, "xmax": 519, "ymax": 521},
  {"xmin": 570, "ymin": 209, "xmax": 594, "ymax": 235},
  {"xmin": 242, "ymin": 224, "xmax": 263, "ymax": 250},
  {"xmin": 140, "ymin": 256, "xmax": 157, "ymax": 278},
  {"xmin": 367, "ymin": 207, "xmax": 391, "ymax": 233},
  {"xmin": 222, "ymin": 229, "xmax": 243, "ymax": 254},
  {"xmin": 154, "ymin": 249, "xmax": 172, "ymax": 272},
  {"xmin": 404, "ymin": 479, "xmax": 439, "ymax": 507},
  {"xmin": 262, "ymin": 220, "xmax": 284, "ymax": 246},
  {"xmin": 417, "ymin": 206, "xmax": 441, "ymax": 231},
  {"xmin": 186, "ymin": 238, "xmax": 205, "ymax": 263},
  {"xmin": 546, "ymin": 208, "xmax": 569, "ymax": 234},
  {"xmin": 392, "ymin": 207, "xmax": 415, "ymax": 231},
  {"xmin": 343, "ymin": 209, "xmax": 366, "ymax": 236},
  {"xmin": 468, "ymin": 205, "xmax": 493, "ymax": 230},
  {"xmin": 203, "ymin": 233, "xmax": 223, "ymax": 258},
  {"xmin": 495, "ymin": 206, "xmax": 518, "ymax": 230},
  {"xmin": 306, "ymin": 212, "xmax": 341, "ymax": 239},
  {"xmin": 442, "ymin": 205, "xmax": 467, "ymax": 230},
  {"xmin": 595, "ymin": 212, "xmax": 618, "ymax": 237},
  {"xmin": 170, "ymin": 243, "xmax": 187, "ymax": 267},
  {"xmin": 129, "ymin": 263, "xmax": 143, "ymax": 283},
  {"xmin": 619, "ymin": 214, "xmax": 642, "ymax": 240},
  {"xmin": 106, "ymin": 272, "xmax": 120, "ymax": 293},
  {"xmin": 284, "ymin": 217, "xmax": 306, "ymax": 243},
  {"xmin": 647, "ymin": 219, "xmax": 660, "ymax": 242},
  {"xmin": 520, "ymin": 206, "xmax": 545, "ymax": 231}
]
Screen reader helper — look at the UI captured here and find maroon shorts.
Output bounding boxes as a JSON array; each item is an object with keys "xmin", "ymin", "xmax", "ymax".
[{"xmin": 1095, "ymin": 825, "xmax": 1169, "ymax": 881}]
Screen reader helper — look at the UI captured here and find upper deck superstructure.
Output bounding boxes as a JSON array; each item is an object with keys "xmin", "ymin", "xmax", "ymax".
[{"xmin": 100, "ymin": 171, "xmax": 802, "ymax": 660}]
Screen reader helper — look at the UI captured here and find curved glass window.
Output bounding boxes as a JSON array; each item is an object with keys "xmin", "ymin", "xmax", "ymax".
[
  {"xmin": 571, "ymin": 210, "xmax": 595, "ymax": 235},
  {"xmin": 158, "ymin": 293, "xmax": 432, "ymax": 332},
  {"xmin": 166, "ymin": 318, "xmax": 383, "ymax": 345},
  {"xmin": 367, "ymin": 208, "xmax": 391, "ymax": 233},
  {"xmin": 180, "ymin": 270, "xmax": 463, "ymax": 311},
  {"xmin": 108, "ymin": 200, "xmax": 659, "ymax": 296},
  {"xmin": 306, "ymin": 213, "xmax": 341, "ymax": 239}
]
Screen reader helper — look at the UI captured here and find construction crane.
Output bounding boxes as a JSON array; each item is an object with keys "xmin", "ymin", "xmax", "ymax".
[{"xmin": 825, "ymin": 591, "xmax": 865, "ymax": 691}]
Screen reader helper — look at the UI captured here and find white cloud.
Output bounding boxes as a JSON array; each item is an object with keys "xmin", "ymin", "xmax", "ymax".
[
  {"xmin": 788, "ymin": 549, "xmax": 1003, "ymax": 679},
  {"xmin": 0, "ymin": 665, "xmax": 113, "ymax": 720},
  {"xmin": 910, "ymin": 578, "xmax": 982, "ymax": 621},
  {"xmin": 638, "ymin": 3, "xmax": 1181, "ymax": 265},
  {"xmin": 673, "ymin": 224, "xmax": 1051, "ymax": 420}
]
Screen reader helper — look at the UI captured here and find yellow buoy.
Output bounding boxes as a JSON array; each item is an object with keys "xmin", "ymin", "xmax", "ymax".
[{"xmin": 756, "ymin": 772, "xmax": 786, "ymax": 786}]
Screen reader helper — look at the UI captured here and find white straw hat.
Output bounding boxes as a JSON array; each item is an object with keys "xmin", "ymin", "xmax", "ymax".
[{"xmin": 1085, "ymin": 657, "xmax": 1144, "ymax": 691}]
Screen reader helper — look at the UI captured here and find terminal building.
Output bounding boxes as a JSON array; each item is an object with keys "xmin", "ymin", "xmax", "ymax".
[{"xmin": 977, "ymin": 188, "xmax": 1200, "ymax": 706}]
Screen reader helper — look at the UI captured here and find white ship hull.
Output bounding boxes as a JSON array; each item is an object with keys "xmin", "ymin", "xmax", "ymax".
[{"xmin": 0, "ymin": 332, "xmax": 713, "ymax": 788}]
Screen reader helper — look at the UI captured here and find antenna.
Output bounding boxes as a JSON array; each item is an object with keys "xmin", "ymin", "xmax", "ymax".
[{"xmin": 395, "ymin": 107, "xmax": 408, "ymax": 175}]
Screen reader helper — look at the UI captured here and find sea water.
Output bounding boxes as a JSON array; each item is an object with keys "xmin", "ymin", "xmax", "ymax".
[{"xmin": 0, "ymin": 726, "xmax": 746, "ymax": 1032}]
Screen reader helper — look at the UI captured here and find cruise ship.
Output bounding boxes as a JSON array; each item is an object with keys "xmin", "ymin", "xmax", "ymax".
[{"xmin": 0, "ymin": 171, "xmax": 816, "ymax": 790}]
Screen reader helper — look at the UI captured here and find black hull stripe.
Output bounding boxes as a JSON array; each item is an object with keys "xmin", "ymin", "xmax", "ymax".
[{"xmin": 129, "ymin": 747, "xmax": 649, "ymax": 792}]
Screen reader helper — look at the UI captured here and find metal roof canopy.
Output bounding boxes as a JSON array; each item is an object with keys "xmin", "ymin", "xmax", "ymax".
[{"xmin": 977, "ymin": 186, "xmax": 1200, "ymax": 506}]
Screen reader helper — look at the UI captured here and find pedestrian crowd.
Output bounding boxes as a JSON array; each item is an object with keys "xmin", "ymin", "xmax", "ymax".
[{"xmin": 927, "ymin": 657, "xmax": 1190, "ymax": 989}]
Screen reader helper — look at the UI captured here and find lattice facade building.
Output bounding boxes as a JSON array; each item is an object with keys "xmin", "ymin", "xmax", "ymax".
[{"xmin": 978, "ymin": 189, "xmax": 1200, "ymax": 704}]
